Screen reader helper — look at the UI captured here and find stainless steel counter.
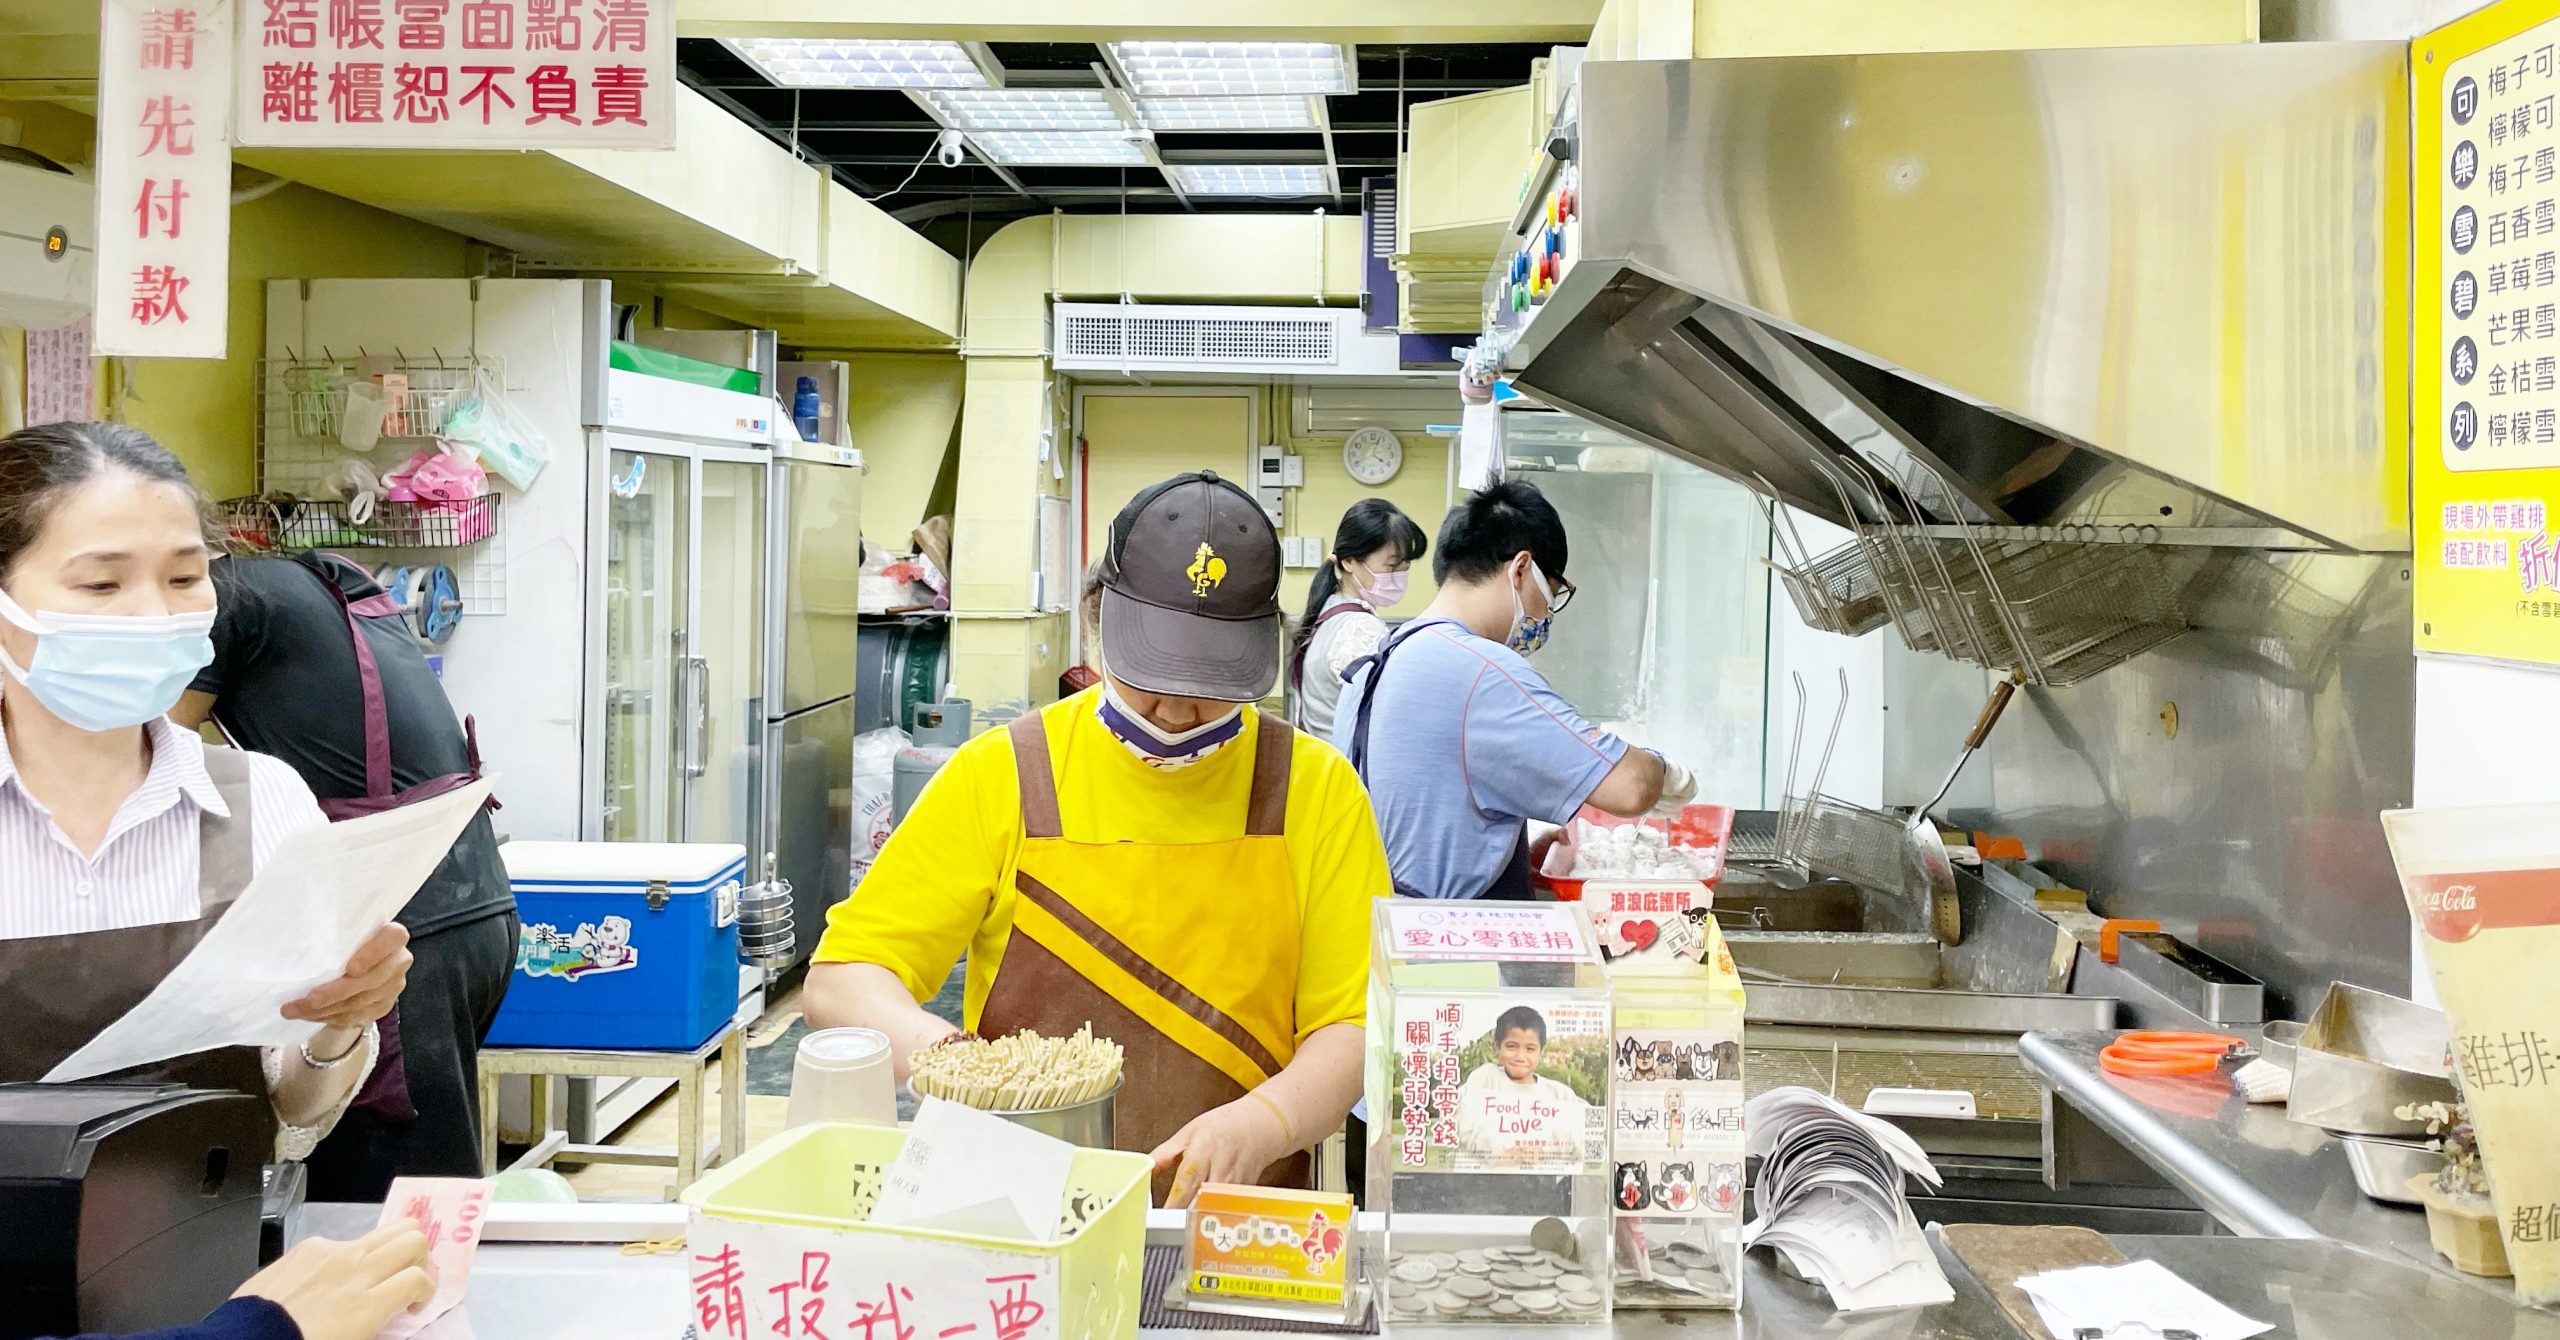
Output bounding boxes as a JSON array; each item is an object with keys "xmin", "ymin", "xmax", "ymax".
[
  {"xmin": 2095, "ymin": 1236, "xmax": 2560, "ymax": 1339},
  {"xmin": 2017, "ymin": 1030, "xmax": 2515, "ymax": 1295},
  {"xmin": 298, "ymin": 1203, "xmax": 2560, "ymax": 1339},
  {"xmin": 295, "ymin": 1203, "xmax": 2019, "ymax": 1340}
]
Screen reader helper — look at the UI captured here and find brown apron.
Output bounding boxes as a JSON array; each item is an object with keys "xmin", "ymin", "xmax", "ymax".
[
  {"xmin": 0, "ymin": 746, "xmax": 277, "ymax": 1149},
  {"xmin": 247, "ymin": 552, "xmax": 494, "ymax": 1123},
  {"xmin": 978, "ymin": 711, "xmax": 1312, "ymax": 1199}
]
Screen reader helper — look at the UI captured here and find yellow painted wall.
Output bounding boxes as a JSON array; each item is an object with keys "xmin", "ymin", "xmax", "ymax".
[
  {"xmin": 804, "ymin": 351, "xmax": 965, "ymax": 551},
  {"xmin": 952, "ymin": 612, "xmax": 1072, "ymax": 712},
  {"xmin": 1689, "ymin": 0, "xmax": 2256, "ymax": 53},
  {"xmin": 115, "ymin": 183, "xmax": 472, "ymax": 499},
  {"xmin": 1590, "ymin": 0, "xmax": 2256, "ymax": 58},
  {"xmin": 1080, "ymin": 393, "xmax": 1256, "ymax": 533},
  {"xmin": 951, "ymin": 354, "xmax": 1051, "ymax": 613},
  {"xmin": 1280, "ymin": 429, "xmax": 1452, "ymax": 614}
]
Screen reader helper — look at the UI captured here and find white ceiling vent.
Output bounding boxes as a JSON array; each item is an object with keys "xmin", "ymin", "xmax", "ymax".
[{"xmin": 1053, "ymin": 303, "xmax": 1403, "ymax": 376}]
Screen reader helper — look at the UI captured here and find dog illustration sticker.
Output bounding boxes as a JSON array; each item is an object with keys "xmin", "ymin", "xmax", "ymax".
[{"xmin": 516, "ymin": 915, "xmax": 641, "ymax": 981}]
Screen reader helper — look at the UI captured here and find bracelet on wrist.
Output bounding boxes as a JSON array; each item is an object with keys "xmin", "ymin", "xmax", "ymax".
[{"xmin": 300, "ymin": 1029, "xmax": 366, "ymax": 1070}]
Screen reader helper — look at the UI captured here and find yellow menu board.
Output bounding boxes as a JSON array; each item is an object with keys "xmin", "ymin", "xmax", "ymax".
[{"xmin": 2418, "ymin": 0, "xmax": 2560, "ymax": 665}]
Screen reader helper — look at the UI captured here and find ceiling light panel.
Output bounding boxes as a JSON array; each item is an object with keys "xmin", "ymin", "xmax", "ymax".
[
  {"xmin": 723, "ymin": 38, "xmax": 993, "ymax": 90},
  {"xmin": 923, "ymin": 88, "xmax": 1124, "ymax": 132},
  {"xmin": 1135, "ymin": 95, "xmax": 1320, "ymax": 131},
  {"xmin": 1109, "ymin": 42, "xmax": 1353, "ymax": 97},
  {"xmin": 970, "ymin": 130, "xmax": 1151, "ymax": 166},
  {"xmin": 1167, "ymin": 163, "xmax": 1330, "ymax": 196}
]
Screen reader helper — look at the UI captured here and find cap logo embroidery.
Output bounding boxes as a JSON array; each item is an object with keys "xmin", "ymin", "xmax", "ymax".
[{"xmin": 1186, "ymin": 542, "xmax": 1228, "ymax": 597}]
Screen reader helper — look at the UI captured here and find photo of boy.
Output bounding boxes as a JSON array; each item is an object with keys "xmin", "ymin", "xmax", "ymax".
[{"xmin": 1456, "ymin": 1006, "xmax": 1591, "ymax": 1161}]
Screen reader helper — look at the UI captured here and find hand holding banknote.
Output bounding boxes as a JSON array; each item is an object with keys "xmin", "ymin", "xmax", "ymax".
[
  {"xmin": 234, "ymin": 1225, "xmax": 433, "ymax": 1340},
  {"xmin": 375, "ymin": 1177, "xmax": 495, "ymax": 1338}
]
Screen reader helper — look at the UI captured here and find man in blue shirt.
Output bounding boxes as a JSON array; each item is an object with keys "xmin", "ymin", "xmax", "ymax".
[{"xmin": 1335, "ymin": 480, "xmax": 1697, "ymax": 900}]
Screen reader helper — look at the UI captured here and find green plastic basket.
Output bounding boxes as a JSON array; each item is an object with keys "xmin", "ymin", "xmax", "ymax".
[{"xmin": 680, "ymin": 1123, "xmax": 1153, "ymax": 1340}]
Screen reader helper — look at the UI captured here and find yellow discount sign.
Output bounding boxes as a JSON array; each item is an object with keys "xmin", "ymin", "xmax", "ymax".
[{"xmin": 2418, "ymin": 0, "xmax": 2560, "ymax": 664}]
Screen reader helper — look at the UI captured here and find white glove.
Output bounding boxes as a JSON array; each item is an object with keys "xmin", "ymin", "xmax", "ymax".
[{"xmin": 1650, "ymin": 754, "xmax": 1698, "ymax": 817}]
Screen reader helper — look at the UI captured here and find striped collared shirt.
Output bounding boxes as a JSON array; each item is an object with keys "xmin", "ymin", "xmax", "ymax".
[{"xmin": 0, "ymin": 698, "xmax": 327, "ymax": 941}]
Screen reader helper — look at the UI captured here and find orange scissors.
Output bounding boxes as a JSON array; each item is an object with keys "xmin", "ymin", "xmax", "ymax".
[{"xmin": 2099, "ymin": 1030, "xmax": 2246, "ymax": 1077}]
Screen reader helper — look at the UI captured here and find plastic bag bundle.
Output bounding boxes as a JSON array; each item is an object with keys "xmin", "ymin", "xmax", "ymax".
[
  {"xmin": 438, "ymin": 369, "xmax": 554, "ymax": 490},
  {"xmin": 848, "ymin": 726, "xmax": 911, "ymax": 889}
]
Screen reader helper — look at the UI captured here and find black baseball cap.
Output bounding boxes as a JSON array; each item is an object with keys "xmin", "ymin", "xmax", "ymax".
[{"xmin": 1097, "ymin": 471, "xmax": 1281, "ymax": 702}]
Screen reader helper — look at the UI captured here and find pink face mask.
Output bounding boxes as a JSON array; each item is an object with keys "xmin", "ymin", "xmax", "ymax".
[{"xmin": 1359, "ymin": 570, "xmax": 1409, "ymax": 609}]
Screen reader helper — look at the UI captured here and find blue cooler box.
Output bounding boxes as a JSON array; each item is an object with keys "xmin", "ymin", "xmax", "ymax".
[{"xmin": 486, "ymin": 841, "xmax": 746, "ymax": 1050}]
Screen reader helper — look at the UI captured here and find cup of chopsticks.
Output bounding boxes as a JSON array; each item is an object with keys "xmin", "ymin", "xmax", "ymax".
[{"xmin": 907, "ymin": 1025, "xmax": 1126, "ymax": 1149}]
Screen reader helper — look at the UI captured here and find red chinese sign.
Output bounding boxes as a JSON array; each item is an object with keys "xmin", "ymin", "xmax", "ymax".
[
  {"xmin": 238, "ymin": 0, "xmax": 674, "ymax": 149},
  {"xmin": 1391, "ymin": 1002, "xmax": 1464, "ymax": 1169},
  {"xmin": 686, "ymin": 1217, "xmax": 1063, "ymax": 1340},
  {"xmin": 95, "ymin": 0, "xmax": 233, "ymax": 358}
]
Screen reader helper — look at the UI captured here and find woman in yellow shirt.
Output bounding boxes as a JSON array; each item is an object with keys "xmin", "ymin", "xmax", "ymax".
[{"xmin": 806, "ymin": 472, "xmax": 1389, "ymax": 1205}]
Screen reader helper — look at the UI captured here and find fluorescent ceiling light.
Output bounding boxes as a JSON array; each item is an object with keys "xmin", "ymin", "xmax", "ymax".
[
  {"xmin": 970, "ymin": 129, "xmax": 1152, "ymax": 166},
  {"xmin": 923, "ymin": 88, "xmax": 1124, "ymax": 132},
  {"xmin": 1135, "ymin": 95, "xmax": 1320, "ymax": 131},
  {"xmin": 1109, "ymin": 41, "xmax": 1353, "ymax": 96},
  {"xmin": 722, "ymin": 38, "xmax": 994, "ymax": 89},
  {"xmin": 1167, "ymin": 163, "xmax": 1330, "ymax": 196}
]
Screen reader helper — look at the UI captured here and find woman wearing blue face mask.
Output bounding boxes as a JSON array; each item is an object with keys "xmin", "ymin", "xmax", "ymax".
[
  {"xmin": 1333, "ymin": 479, "xmax": 1701, "ymax": 901},
  {"xmin": 0, "ymin": 426, "xmax": 419, "ymax": 1312},
  {"xmin": 1288, "ymin": 498, "xmax": 1427, "ymax": 740}
]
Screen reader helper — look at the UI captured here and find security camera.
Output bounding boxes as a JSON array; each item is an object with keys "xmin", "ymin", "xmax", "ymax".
[{"xmin": 935, "ymin": 129, "xmax": 966, "ymax": 169}]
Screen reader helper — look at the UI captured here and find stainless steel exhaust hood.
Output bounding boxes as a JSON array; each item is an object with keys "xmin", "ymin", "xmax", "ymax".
[{"xmin": 1500, "ymin": 46, "xmax": 2411, "ymax": 553}]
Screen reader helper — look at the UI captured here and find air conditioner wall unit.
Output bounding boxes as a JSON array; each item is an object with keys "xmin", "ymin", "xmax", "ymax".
[
  {"xmin": 1052, "ymin": 303, "xmax": 1402, "ymax": 377},
  {"xmin": 0, "ymin": 162, "xmax": 94, "ymax": 329}
]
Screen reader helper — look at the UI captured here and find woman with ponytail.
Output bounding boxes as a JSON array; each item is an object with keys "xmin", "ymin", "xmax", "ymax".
[{"xmin": 1290, "ymin": 498, "xmax": 1427, "ymax": 737}]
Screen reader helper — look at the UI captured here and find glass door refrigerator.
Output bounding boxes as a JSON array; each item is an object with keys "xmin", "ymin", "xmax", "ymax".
[
  {"xmin": 592, "ymin": 384, "xmax": 771, "ymax": 853},
  {"xmin": 760, "ymin": 441, "xmax": 865, "ymax": 968}
]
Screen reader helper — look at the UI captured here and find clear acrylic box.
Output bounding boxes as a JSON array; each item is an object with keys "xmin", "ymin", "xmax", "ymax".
[
  {"xmin": 1588, "ymin": 880, "xmax": 1746, "ymax": 1309},
  {"xmin": 1365, "ymin": 900, "xmax": 1614, "ymax": 1326}
]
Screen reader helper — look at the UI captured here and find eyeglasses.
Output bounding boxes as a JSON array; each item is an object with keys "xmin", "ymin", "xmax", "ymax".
[{"xmin": 1525, "ymin": 561, "xmax": 1577, "ymax": 616}]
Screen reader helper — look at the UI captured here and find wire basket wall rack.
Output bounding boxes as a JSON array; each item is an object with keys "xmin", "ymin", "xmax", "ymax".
[
  {"xmin": 248, "ymin": 351, "xmax": 508, "ymax": 618},
  {"xmin": 1766, "ymin": 455, "xmax": 2205, "ymax": 688},
  {"xmin": 254, "ymin": 352, "xmax": 497, "ymax": 495},
  {"xmin": 219, "ymin": 494, "xmax": 500, "ymax": 553}
]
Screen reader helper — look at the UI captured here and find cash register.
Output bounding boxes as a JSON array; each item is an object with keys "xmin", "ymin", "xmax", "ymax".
[{"xmin": 0, "ymin": 1084, "xmax": 267, "ymax": 1339}]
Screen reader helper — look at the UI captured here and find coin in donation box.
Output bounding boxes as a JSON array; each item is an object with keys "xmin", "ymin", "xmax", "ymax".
[{"xmin": 1530, "ymin": 1217, "xmax": 1577, "ymax": 1258}]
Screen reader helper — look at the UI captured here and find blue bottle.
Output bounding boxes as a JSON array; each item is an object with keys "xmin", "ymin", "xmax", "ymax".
[{"xmin": 792, "ymin": 375, "xmax": 822, "ymax": 443}]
